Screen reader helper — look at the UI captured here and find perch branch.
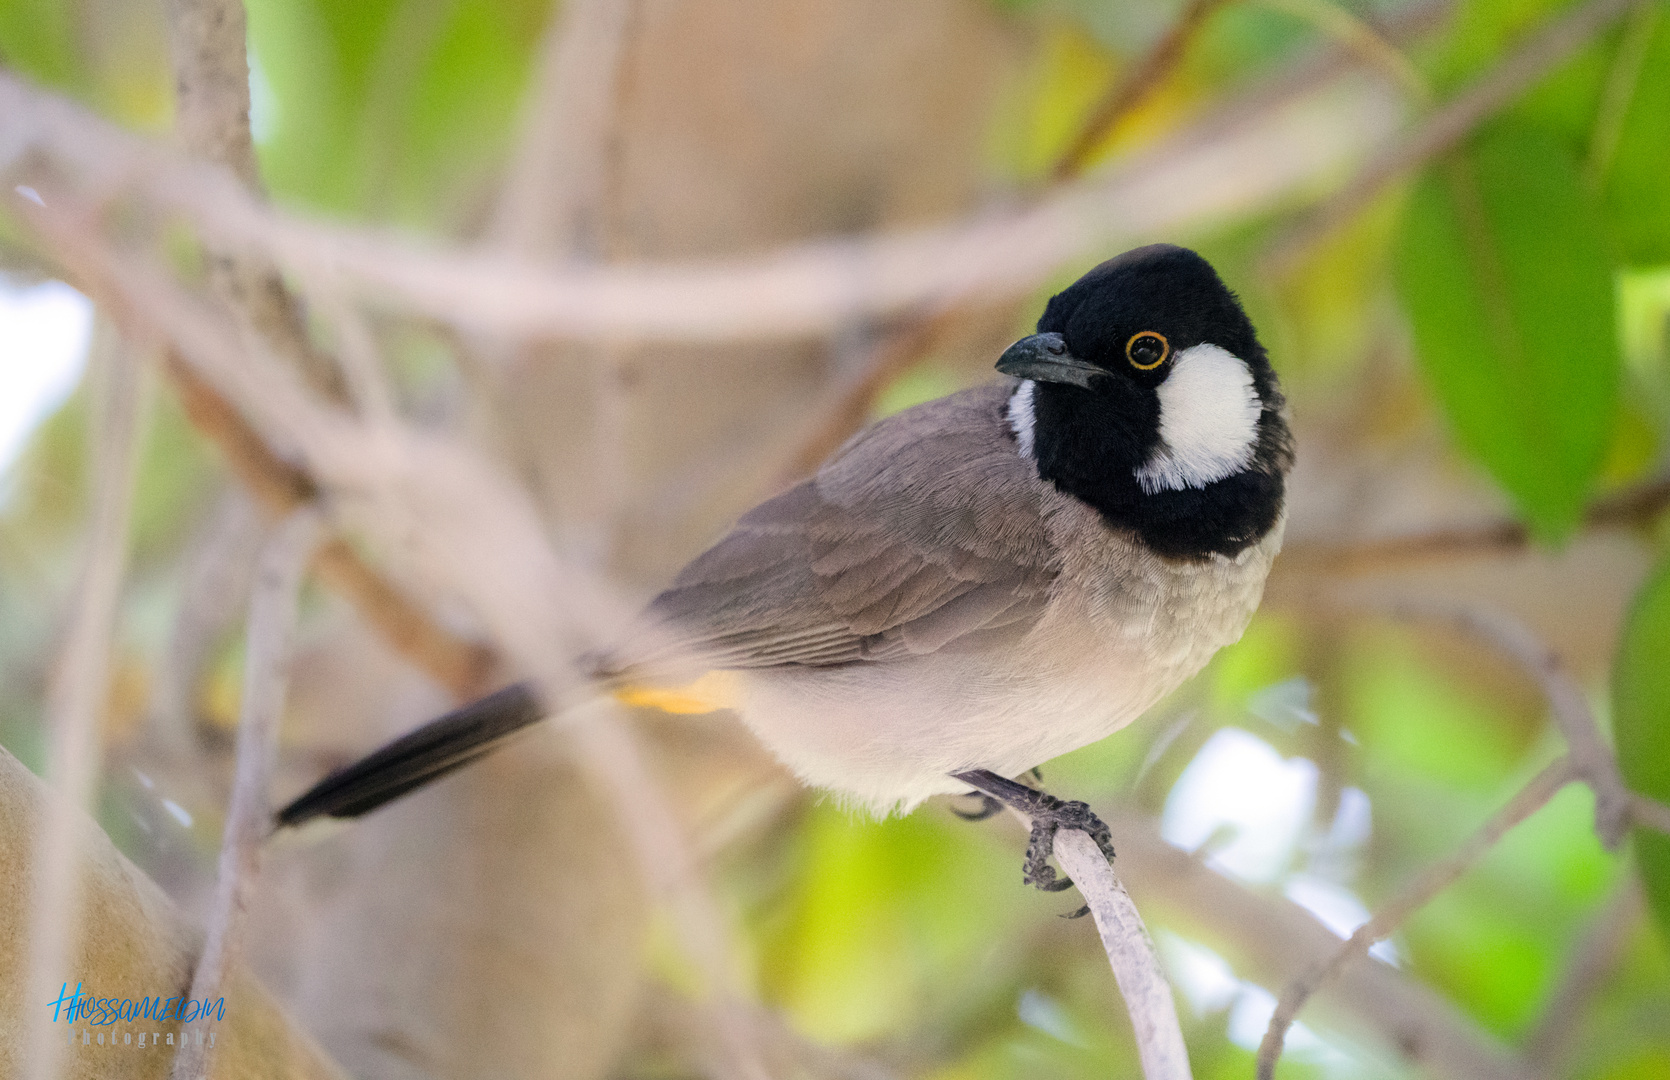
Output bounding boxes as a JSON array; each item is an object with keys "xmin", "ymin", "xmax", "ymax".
[
  {"xmin": 23, "ymin": 333, "xmax": 147, "ymax": 1080},
  {"xmin": 171, "ymin": 507, "xmax": 323, "ymax": 1080},
  {"xmin": 1256, "ymin": 757, "xmax": 1575, "ymax": 1080},
  {"xmin": 1262, "ymin": 0, "xmax": 1645, "ymax": 274},
  {"xmin": 1053, "ymin": 830, "xmax": 1192, "ymax": 1080}
]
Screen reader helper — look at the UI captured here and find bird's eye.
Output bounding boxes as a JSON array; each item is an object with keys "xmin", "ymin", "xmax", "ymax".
[{"xmin": 1126, "ymin": 331, "xmax": 1170, "ymax": 371}]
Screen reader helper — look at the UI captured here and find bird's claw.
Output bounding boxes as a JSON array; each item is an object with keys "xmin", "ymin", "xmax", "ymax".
[
  {"xmin": 951, "ymin": 793, "xmax": 1004, "ymax": 821},
  {"xmin": 1017, "ymin": 792, "xmax": 1116, "ymax": 896}
]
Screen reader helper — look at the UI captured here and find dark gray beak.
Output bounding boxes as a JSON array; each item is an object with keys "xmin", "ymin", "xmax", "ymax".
[{"xmin": 995, "ymin": 332, "xmax": 1105, "ymax": 389}]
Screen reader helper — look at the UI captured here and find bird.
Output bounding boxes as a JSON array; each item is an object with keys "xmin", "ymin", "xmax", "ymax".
[{"xmin": 275, "ymin": 243, "xmax": 1293, "ymax": 896}]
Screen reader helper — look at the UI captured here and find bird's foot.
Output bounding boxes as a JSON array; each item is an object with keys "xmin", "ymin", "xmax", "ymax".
[{"xmin": 950, "ymin": 769, "xmax": 1116, "ymax": 915}]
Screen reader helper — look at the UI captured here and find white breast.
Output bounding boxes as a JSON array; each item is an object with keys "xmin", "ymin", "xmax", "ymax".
[{"xmin": 1133, "ymin": 343, "xmax": 1260, "ymax": 494}]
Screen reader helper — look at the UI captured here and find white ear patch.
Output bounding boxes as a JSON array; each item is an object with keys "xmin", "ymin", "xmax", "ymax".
[
  {"xmin": 1007, "ymin": 379, "xmax": 1037, "ymax": 459},
  {"xmin": 1133, "ymin": 344, "xmax": 1261, "ymax": 494}
]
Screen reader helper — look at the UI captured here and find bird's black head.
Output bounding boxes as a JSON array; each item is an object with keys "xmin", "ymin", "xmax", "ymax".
[{"xmin": 997, "ymin": 244, "xmax": 1292, "ymax": 560}]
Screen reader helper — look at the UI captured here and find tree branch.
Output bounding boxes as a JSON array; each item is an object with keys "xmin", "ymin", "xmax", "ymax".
[
  {"xmin": 1052, "ymin": 0, "xmax": 1236, "ymax": 180},
  {"xmin": 1256, "ymin": 757, "xmax": 1574, "ymax": 1080},
  {"xmin": 1522, "ymin": 873, "xmax": 1644, "ymax": 1070},
  {"xmin": 0, "ymin": 55, "xmax": 1398, "ymax": 341},
  {"xmin": 164, "ymin": 0, "xmax": 343, "ymax": 400},
  {"xmin": 23, "ymin": 332, "xmax": 147, "ymax": 1080},
  {"xmin": 1053, "ymin": 830, "xmax": 1193, "ymax": 1080},
  {"xmin": 1277, "ymin": 475, "xmax": 1670, "ymax": 577},
  {"xmin": 1262, "ymin": 0, "xmax": 1645, "ymax": 274},
  {"xmin": 171, "ymin": 507, "xmax": 323, "ymax": 1080},
  {"xmin": 165, "ymin": 349, "xmax": 496, "ymax": 699}
]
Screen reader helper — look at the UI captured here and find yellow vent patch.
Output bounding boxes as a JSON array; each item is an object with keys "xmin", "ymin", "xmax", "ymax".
[{"xmin": 612, "ymin": 670, "xmax": 740, "ymax": 714}]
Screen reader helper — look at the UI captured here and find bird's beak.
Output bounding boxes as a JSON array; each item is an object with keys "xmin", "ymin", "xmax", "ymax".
[{"xmin": 995, "ymin": 333, "xmax": 1104, "ymax": 389}]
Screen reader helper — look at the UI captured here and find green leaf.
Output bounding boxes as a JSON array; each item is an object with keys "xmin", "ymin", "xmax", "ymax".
[
  {"xmin": 1600, "ymin": 6, "xmax": 1670, "ymax": 264},
  {"xmin": 1614, "ymin": 553, "xmax": 1670, "ymax": 938},
  {"xmin": 1394, "ymin": 123, "xmax": 1620, "ymax": 541}
]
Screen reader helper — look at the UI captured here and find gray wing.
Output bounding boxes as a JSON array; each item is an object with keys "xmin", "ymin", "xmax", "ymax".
[{"xmin": 622, "ymin": 383, "xmax": 1060, "ymax": 671}]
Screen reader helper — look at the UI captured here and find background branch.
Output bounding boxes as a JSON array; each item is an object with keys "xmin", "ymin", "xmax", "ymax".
[
  {"xmin": 171, "ymin": 508, "xmax": 322, "ymax": 1080},
  {"xmin": 23, "ymin": 332, "xmax": 147, "ymax": 1080},
  {"xmin": 1262, "ymin": 0, "xmax": 1645, "ymax": 274},
  {"xmin": 1256, "ymin": 757, "xmax": 1575, "ymax": 1080}
]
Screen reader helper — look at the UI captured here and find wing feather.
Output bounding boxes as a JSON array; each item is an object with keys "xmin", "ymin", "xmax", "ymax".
[{"xmin": 612, "ymin": 383, "xmax": 1059, "ymax": 673}]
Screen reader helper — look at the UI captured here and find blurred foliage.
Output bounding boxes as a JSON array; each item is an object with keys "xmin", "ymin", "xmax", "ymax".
[
  {"xmin": 1616, "ymin": 555, "xmax": 1670, "ymax": 935},
  {"xmin": 2, "ymin": 0, "xmax": 1670, "ymax": 1077}
]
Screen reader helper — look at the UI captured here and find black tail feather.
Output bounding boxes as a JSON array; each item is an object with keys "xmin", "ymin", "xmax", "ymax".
[{"xmin": 276, "ymin": 682, "xmax": 545, "ymax": 828}]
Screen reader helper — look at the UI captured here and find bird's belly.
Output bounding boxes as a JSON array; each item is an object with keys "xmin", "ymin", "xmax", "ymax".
[
  {"xmin": 730, "ymin": 528, "xmax": 1279, "ymax": 816},
  {"xmin": 730, "ymin": 634, "xmax": 1195, "ymax": 816}
]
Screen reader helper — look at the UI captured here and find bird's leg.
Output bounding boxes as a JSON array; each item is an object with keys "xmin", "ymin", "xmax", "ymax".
[{"xmin": 950, "ymin": 769, "xmax": 1117, "ymax": 909}]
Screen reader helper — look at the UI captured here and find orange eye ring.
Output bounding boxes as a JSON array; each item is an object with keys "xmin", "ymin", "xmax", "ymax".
[{"xmin": 1126, "ymin": 331, "xmax": 1170, "ymax": 370}]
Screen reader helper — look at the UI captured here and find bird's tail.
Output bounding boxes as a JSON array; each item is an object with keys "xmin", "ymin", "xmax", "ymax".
[
  {"xmin": 274, "ymin": 682, "xmax": 545, "ymax": 828},
  {"xmin": 273, "ymin": 671, "xmax": 740, "ymax": 829}
]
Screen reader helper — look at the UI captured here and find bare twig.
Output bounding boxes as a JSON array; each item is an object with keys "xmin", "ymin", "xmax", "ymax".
[
  {"xmin": 1523, "ymin": 874, "xmax": 1645, "ymax": 1070},
  {"xmin": 1262, "ymin": 0, "xmax": 1644, "ymax": 275},
  {"xmin": 1631, "ymin": 793, "xmax": 1670, "ymax": 835},
  {"xmin": 1419, "ymin": 605, "xmax": 1634, "ymax": 847},
  {"xmin": 780, "ymin": 0, "xmax": 1254, "ymax": 482},
  {"xmin": 1052, "ymin": 0, "xmax": 1235, "ymax": 181},
  {"xmin": 165, "ymin": 352, "xmax": 496, "ymax": 698},
  {"xmin": 23, "ymin": 330, "xmax": 148, "ymax": 1080},
  {"xmin": 1583, "ymin": 0, "xmax": 1661, "ymax": 185},
  {"xmin": 1105, "ymin": 806, "xmax": 1526, "ymax": 1080},
  {"xmin": 1053, "ymin": 830, "xmax": 1192, "ymax": 1080},
  {"xmin": 0, "ymin": 57, "xmax": 1399, "ymax": 341},
  {"xmin": 29, "ymin": 194, "xmax": 772, "ymax": 1080},
  {"xmin": 172, "ymin": 507, "xmax": 324, "ymax": 1080},
  {"xmin": 1277, "ymin": 475, "xmax": 1670, "ymax": 576},
  {"xmin": 486, "ymin": 0, "xmax": 636, "ymax": 256},
  {"xmin": 163, "ymin": 0, "xmax": 342, "ymax": 400},
  {"xmin": 775, "ymin": 305, "xmax": 972, "ymax": 486},
  {"xmin": 1252, "ymin": 0, "xmax": 1431, "ymax": 102},
  {"xmin": 1256, "ymin": 757, "xmax": 1575, "ymax": 1080}
]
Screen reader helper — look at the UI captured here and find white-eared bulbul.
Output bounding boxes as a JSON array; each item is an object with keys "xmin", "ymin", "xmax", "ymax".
[{"xmin": 276, "ymin": 244, "xmax": 1293, "ymax": 895}]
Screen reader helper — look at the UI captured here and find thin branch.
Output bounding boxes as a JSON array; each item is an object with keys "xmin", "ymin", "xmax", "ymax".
[
  {"xmin": 0, "ymin": 54, "xmax": 1398, "ymax": 341},
  {"xmin": 1522, "ymin": 873, "xmax": 1645, "ymax": 1070},
  {"xmin": 778, "ymin": 0, "xmax": 1293, "ymax": 484},
  {"xmin": 171, "ymin": 507, "xmax": 323, "ymax": 1080},
  {"xmin": 1261, "ymin": 0, "xmax": 1644, "ymax": 275},
  {"xmin": 1052, "ymin": 0, "xmax": 1235, "ymax": 181},
  {"xmin": 1106, "ymin": 807, "xmax": 1526, "ymax": 1079},
  {"xmin": 1053, "ymin": 830, "xmax": 1193, "ymax": 1080},
  {"xmin": 23, "ymin": 329, "xmax": 148, "ymax": 1080},
  {"xmin": 1582, "ymin": 0, "xmax": 1660, "ymax": 186},
  {"xmin": 28, "ymin": 193, "xmax": 772, "ymax": 1080},
  {"xmin": 1277, "ymin": 475, "xmax": 1670, "ymax": 576},
  {"xmin": 1252, "ymin": 0, "xmax": 1432, "ymax": 102},
  {"xmin": 1256, "ymin": 757, "xmax": 1575, "ymax": 1080},
  {"xmin": 486, "ymin": 0, "xmax": 636, "ymax": 256},
  {"xmin": 1631, "ymin": 793, "xmax": 1670, "ymax": 835},
  {"xmin": 1419, "ymin": 604, "xmax": 1634, "ymax": 847},
  {"xmin": 774, "ymin": 304, "xmax": 973, "ymax": 486},
  {"xmin": 165, "ymin": 351, "xmax": 495, "ymax": 699},
  {"xmin": 163, "ymin": 0, "xmax": 343, "ymax": 400}
]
